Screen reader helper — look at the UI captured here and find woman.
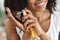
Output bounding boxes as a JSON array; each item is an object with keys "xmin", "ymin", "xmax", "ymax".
[{"xmin": 4, "ymin": 0, "xmax": 60, "ymax": 40}]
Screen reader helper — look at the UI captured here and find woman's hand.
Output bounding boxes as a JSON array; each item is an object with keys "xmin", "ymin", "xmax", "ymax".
[
  {"xmin": 6, "ymin": 7, "xmax": 25, "ymax": 31},
  {"xmin": 22, "ymin": 9, "xmax": 44, "ymax": 36}
]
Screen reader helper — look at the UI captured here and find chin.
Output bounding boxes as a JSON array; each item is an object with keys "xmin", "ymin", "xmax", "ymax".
[{"xmin": 35, "ymin": 8, "xmax": 46, "ymax": 12}]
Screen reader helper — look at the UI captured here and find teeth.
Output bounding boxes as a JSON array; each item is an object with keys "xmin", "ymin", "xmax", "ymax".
[
  {"xmin": 39, "ymin": 3, "xmax": 45, "ymax": 5},
  {"xmin": 36, "ymin": 3, "xmax": 45, "ymax": 6}
]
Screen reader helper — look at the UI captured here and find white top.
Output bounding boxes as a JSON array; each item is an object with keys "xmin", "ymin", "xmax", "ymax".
[{"xmin": 16, "ymin": 11, "xmax": 60, "ymax": 40}]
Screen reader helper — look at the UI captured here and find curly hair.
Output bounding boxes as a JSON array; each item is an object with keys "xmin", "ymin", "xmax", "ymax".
[
  {"xmin": 46, "ymin": 0, "xmax": 56, "ymax": 13},
  {"xmin": 4, "ymin": 0, "xmax": 56, "ymax": 13}
]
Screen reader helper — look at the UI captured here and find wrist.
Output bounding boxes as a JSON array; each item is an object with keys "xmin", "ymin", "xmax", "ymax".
[
  {"xmin": 39, "ymin": 32, "xmax": 45, "ymax": 36},
  {"xmin": 37, "ymin": 30, "xmax": 45, "ymax": 37}
]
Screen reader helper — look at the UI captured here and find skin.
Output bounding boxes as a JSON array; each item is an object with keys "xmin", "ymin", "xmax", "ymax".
[{"xmin": 4, "ymin": 0, "xmax": 51, "ymax": 40}]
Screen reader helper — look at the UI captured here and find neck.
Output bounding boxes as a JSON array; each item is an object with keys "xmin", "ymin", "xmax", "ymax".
[
  {"xmin": 27, "ymin": 7, "xmax": 51, "ymax": 22},
  {"xmin": 31, "ymin": 10, "xmax": 51, "ymax": 22}
]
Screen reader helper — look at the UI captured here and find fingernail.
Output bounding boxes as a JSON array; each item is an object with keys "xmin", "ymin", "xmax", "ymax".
[{"xmin": 6, "ymin": 7, "xmax": 9, "ymax": 12}]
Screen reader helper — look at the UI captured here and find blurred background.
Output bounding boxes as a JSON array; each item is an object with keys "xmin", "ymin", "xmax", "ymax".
[
  {"xmin": 0, "ymin": 0, "xmax": 6, "ymax": 40},
  {"xmin": 0, "ymin": 0, "xmax": 60, "ymax": 40}
]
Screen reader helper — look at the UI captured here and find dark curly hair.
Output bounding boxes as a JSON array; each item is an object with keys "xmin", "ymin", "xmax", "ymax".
[{"xmin": 4, "ymin": 0, "xmax": 56, "ymax": 13}]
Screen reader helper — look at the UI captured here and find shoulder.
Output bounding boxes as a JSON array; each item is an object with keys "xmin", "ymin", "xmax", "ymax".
[
  {"xmin": 53, "ymin": 11, "xmax": 60, "ymax": 23},
  {"xmin": 4, "ymin": 18, "xmax": 11, "ymax": 28},
  {"xmin": 4, "ymin": 18, "xmax": 15, "ymax": 28},
  {"xmin": 4, "ymin": 18, "xmax": 10, "ymax": 25},
  {"xmin": 4, "ymin": 18, "xmax": 9, "ymax": 22},
  {"xmin": 53, "ymin": 11, "xmax": 60, "ymax": 16},
  {"xmin": 52, "ymin": 11, "xmax": 60, "ymax": 20},
  {"xmin": 4, "ymin": 18, "xmax": 13, "ymax": 26},
  {"xmin": 53, "ymin": 11, "xmax": 60, "ymax": 30}
]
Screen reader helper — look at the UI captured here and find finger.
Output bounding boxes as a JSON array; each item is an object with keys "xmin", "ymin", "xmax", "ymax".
[
  {"xmin": 26, "ymin": 23, "xmax": 36, "ymax": 31},
  {"xmin": 22, "ymin": 15, "xmax": 29, "ymax": 22},
  {"xmin": 6, "ymin": 7, "xmax": 17, "ymax": 23},
  {"xmin": 6, "ymin": 7, "xmax": 25, "ymax": 31},
  {"xmin": 24, "ymin": 19, "xmax": 35, "ymax": 28},
  {"xmin": 6, "ymin": 8, "xmax": 14, "ymax": 19},
  {"xmin": 8, "ymin": 15, "xmax": 25, "ymax": 31},
  {"xmin": 6, "ymin": 7, "xmax": 24, "ymax": 27},
  {"xmin": 22, "ymin": 13, "xmax": 35, "ymax": 22},
  {"xmin": 22, "ymin": 14, "xmax": 30, "ymax": 22},
  {"xmin": 24, "ymin": 8, "xmax": 33, "ymax": 15},
  {"xmin": 6, "ymin": 7, "xmax": 16, "ymax": 22},
  {"xmin": 6, "ymin": 7, "xmax": 12, "ymax": 15}
]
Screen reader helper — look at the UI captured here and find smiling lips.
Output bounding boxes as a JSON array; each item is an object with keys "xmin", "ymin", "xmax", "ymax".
[{"xmin": 35, "ymin": 2, "xmax": 46, "ymax": 7}]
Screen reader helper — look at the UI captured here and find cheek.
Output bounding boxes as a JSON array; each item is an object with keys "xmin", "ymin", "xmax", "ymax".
[
  {"xmin": 46, "ymin": 0, "xmax": 48, "ymax": 4},
  {"xmin": 27, "ymin": 0, "xmax": 35, "ymax": 7},
  {"xmin": 27, "ymin": 0, "xmax": 48, "ymax": 12}
]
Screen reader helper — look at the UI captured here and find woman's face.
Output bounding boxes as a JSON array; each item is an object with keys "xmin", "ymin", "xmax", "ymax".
[{"xmin": 27, "ymin": 0, "xmax": 48, "ymax": 12}]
